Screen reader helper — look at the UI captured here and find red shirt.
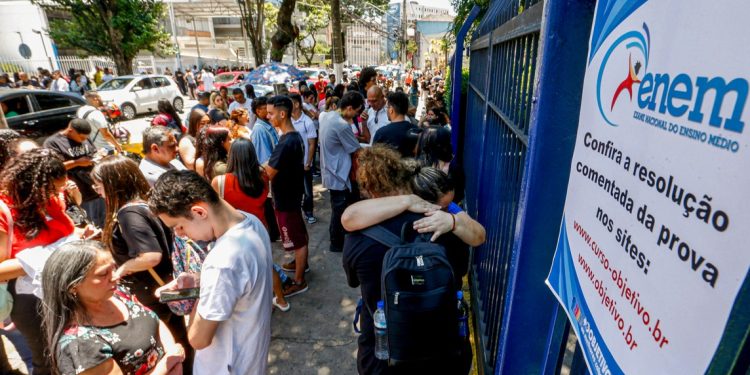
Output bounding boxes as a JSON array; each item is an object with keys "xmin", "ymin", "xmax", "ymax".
[
  {"xmin": 221, "ymin": 173, "xmax": 269, "ymax": 228},
  {"xmin": 314, "ymin": 80, "xmax": 328, "ymax": 101},
  {"xmin": 0, "ymin": 194, "xmax": 75, "ymax": 259}
]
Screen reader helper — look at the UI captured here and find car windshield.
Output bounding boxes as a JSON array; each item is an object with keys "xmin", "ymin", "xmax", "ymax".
[
  {"xmin": 301, "ymin": 70, "xmax": 317, "ymax": 78},
  {"xmin": 215, "ymin": 74, "xmax": 237, "ymax": 83},
  {"xmin": 97, "ymin": 78, "xmax": 133, "ymax": 91}
]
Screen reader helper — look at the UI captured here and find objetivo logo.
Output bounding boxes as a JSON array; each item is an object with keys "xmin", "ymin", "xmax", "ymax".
[{"xmin": 596, "ymin": 23, "xmax": 650, "ymax": 127}]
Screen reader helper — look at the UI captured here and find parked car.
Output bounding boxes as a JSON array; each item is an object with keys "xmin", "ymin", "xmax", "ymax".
[
  {"xmin": 199, "ymin": 71, "xmax": 246, "ymax": 92},
  {"xmin": 95, "ymin": 75, "xmax": 184, "ymax": 120},
  {"xmin": 299, "ymin": 68, "xmax": 328, "ymax": 84},
  {"xmin": 0, "ymin": 89, "xmax": 85, "ymax": 142}
]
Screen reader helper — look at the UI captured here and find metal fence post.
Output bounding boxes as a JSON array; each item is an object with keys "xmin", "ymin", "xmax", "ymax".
[
  {"xmin": 490, "ymin": 0, "xmax": 596, "ymax": 373},
  {"xmin": 450, "ymin": 6, "xmax": 481, "ymax": 156}
]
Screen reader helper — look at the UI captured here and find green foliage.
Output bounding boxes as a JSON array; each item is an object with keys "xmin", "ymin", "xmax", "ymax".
[
  {"xmin": 264, "ymin": 3, "xmax": 280, "ymax": 52},
  {"xmin": 36, "ymin": 0, "xmax": 172, "ymax": 74},
  {"xmin": 448, "ymin": 0, "xmax": 490, "ymax": 45},
  {"xmin": 296, "ymin": 0, "xmax": 331, "ymax": 65},
  {"xmin": 443, "ymin": 66, "xmax": 470, "ymax": 114}
]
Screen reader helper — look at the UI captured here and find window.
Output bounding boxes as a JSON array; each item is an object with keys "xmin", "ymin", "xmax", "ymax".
[
  {"xmin": 154, "ymin": 77, "xmax": 171, "ymax": 87},
  {"xmin": 1, "ymin": 95, "xmax": 31, "ymax": 117},
  {"xmin": 35, "ymin": 94, "xmax": 77, "ymax": 111},
  {"xmin": 136, "ymin": 78, "xmax": 155, "ymax": 90}
]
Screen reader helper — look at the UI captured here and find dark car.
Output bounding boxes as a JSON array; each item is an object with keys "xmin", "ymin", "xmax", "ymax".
[{"xmin": 0, "ymin": 89, "xmax": 85, "ymax": 142}]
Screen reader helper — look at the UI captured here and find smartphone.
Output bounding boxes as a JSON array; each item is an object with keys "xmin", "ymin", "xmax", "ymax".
[{"xmin": 159, "ymin": 288, "xmax": 201, "ymax": 303}]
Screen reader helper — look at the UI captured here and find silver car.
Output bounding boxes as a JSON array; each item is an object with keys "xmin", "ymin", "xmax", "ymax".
[{"xmin": 96, "ymin": 74, "xmax": 184, "ymax": 120}]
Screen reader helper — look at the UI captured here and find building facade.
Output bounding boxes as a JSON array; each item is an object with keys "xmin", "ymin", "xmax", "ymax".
[{"xmin": 345, "ymin": 20, "xmax": 382, "ymax": 67}]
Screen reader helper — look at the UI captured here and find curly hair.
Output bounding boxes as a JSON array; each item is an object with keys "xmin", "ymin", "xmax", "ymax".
[
  {"xmin": 356, "ymin": 146, "xmax": 411, "ymax": 198},
  {"xmin": 0, "ymin": 148, "xmax": 66, "ymax": 239},
  {"xmin": 91, "ymin": 156, "xmax": 151, "ymax": 251},
  {"xmin": 0, "ymin": 129, "xmax": 21, "ymax": 168},
  {"xmin": 195, "ymin": 126, "xmax": 230, "ymax": 181},
  {"xmin": 149, "ymin": 170, "xmax": 220, "ymax": 219}
]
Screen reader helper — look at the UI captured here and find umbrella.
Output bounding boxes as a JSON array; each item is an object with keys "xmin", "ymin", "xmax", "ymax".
[{"xmin": 243, "ymin": 62, "xmax": 309, "ymax": 85}]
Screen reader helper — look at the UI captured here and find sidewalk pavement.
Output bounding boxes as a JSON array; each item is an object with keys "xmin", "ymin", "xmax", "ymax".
[{"xmin": 268, "ymin": 179, "xmax": 361, "ymax": 374}]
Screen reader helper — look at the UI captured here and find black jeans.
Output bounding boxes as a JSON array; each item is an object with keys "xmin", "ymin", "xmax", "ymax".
[
  {"xmin": 302, "ymin": 169, "xmax": 314, "ymax": 216},
  {"xmin": 8, "ymin": 280, "xmax": 49, "ymax": 375},
  {"xmin": 329, "ymin": 188, "xmax": 357, "ymax": 252}
]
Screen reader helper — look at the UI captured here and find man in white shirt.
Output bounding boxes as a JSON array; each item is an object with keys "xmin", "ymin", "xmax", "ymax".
[
  {"xmin": 290, "ymin": 93, "xmax": 318, "ymax": 223},
  {"xmin": 78, "ymin": 92, "xmax": 122, "ymax": 152},
  {"xmin": 50, "ymin": 70, "xmax": 69, "ymax": 92},
  {"xmin": 201, "ymin": 69, "xmax": 215, "ymax": 92},
  {"xmin": 360, "ymin": 86, "xmax": 389, "ymax": 144},
  {"xmin": 138, "ymin": 126, "xmax": 187, "ymax": 186},
  {"xmin": 151, "ymin": 170, "xmax": 272, "ymax": 375}
]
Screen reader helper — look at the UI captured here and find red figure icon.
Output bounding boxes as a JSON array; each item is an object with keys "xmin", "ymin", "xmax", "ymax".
[{"xmin": 611, "ymin": 54, "xmax": 642, "ymax": 111}]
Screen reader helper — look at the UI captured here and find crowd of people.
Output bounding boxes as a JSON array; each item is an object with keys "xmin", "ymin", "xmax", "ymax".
[{"xmin": 0, "ymin": 62, "xmax": 482, "ymax": 374}]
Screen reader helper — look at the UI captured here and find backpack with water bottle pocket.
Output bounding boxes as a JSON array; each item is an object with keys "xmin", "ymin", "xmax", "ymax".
[{"xmin": 360, "ymin": 223, "xmax": 461, "ymax": 367}]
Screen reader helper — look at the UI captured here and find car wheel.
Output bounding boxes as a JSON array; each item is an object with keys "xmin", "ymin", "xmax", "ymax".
[
  {"xmin": 173, "ymin": 96, "xmax": 184, "ymax": 112},
  {"xmin": 121, "ymin": 103, "xmax": 136, "ymax": 120}
]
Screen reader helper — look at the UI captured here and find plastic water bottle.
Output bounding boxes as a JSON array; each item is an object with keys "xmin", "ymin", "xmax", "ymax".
[
  {"xmin": 374, "ymin": 300, "xmax": 389, "ymax": 360},
  {"xmin": 457, "ymin": 291, "xmax": 469, "ymax": 339}
]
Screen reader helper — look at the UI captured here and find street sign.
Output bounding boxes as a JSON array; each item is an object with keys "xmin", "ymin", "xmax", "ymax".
[{"xmin": 18, "ymin": 43, "xmax": 31, "ymax": 59}]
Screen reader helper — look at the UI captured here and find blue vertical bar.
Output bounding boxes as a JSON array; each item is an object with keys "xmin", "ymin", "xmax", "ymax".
[
  {"xmin": 492, "ymin": 0, "xmax": 596, "ymax": 373},
  {"xmin": 450, "ymin": 6, "xmax": 480, "ymax": 156}
]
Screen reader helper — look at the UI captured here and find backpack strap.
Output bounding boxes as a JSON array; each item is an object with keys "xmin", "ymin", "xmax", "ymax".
[
  {"xmin": 352, "ymin": 298, "xmax": 363, "ymax": 334},
  {"xmin": 361, "ymin": 225, "xmax": 402, "ymax": 248}
]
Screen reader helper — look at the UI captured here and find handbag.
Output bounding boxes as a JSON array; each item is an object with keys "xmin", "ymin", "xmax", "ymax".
[
  {"xmin": 64, "ymin": 192, "xmax": 89, "ymax": 228},
  {"xmin": 148, "ymin": 236, "xmax": 206, "ymax": 316},
  {"xmin": 0, "ymin": 201, "xmax": 15, "ymax": 321}
]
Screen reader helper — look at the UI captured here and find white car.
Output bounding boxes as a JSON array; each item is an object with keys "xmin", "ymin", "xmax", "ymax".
[{"xmin": 96, "ymin": 74, "xmax": 184, "ymax": 120}]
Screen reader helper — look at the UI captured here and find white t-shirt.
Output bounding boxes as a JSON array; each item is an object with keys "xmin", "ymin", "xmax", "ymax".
[
  {"xmin": 228, "ymin": 98, "xmax": 253, "ymax": 114},
  {"xmin": 366, "ymin": 106, "xmax": 389, "ymax": 145},
  {"xmin": 291, "ymin": 113, "xmax": 317, "ymax": 165},
  {"xmin": 202, "ymin": 72, "xmax": 214, "ymax": 91},
  {"xmin": 195, "ymin": 212, "xmax": 272, "ymax": 375},
  {"xmin": 77, "ymin": 105, "xmax": 111, "ymax": 150}
]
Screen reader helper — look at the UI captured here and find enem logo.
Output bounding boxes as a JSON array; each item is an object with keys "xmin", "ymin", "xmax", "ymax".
[{"xmin": 597, "ymin": 23, "xmax": 748, "ymax": 134}]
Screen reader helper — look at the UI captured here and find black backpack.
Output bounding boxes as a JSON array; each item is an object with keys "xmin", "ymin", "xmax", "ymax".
[{"xmin": 362, "ymin": 223, "xmax": 460, "ymax": 367}]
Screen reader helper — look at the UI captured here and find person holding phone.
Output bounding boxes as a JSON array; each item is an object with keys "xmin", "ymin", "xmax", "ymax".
[
  {"xmin": 41, "ymin": 240, "xmax": 185, "ymax": 375},
  {"xmin": 150, "ymin": 170, "xmax": 273, "ymax": 375},
  {"xmin": 91, "ymin": 155, "xmax": 193, "ymax": 372}
]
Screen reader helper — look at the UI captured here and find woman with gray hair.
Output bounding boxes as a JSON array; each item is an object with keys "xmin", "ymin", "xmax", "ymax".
[{"xmin": 41, "ymin": 240, "xmax": 184, "ymax": 375}]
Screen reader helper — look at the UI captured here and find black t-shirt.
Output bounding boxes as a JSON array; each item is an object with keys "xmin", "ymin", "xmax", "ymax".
[
  {"xmin": 342, "ymin": 212, "xmax": 469, "ymax": 375},
  {"xmin": 111, "ymin": 203, "xmax": 174, "ymax": 308},
  {"xmin": 269, "ymin": 131, "xmax": 305, "ymax": 212},
  {"xmin": 372, "ymin": 120, "xmax": 418, "ymax": 158},
  {"xmin": 43, "ymin": 133, "xmax": 98, "ymax": 202}
]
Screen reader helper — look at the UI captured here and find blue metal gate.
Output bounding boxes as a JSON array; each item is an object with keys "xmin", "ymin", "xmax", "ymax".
[{"xmin": 457, "ymin": 0, "xmax": 597, "ymax": 373}]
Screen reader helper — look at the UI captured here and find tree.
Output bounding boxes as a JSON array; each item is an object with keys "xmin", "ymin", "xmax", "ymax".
[
  {"xmin": 270, "ymin": 0, "xmax": 298, "ymax": 62},
  {"xmin": 295, "ymin": 0, "xmax": 330, "ymax": 66},
  {"xmin": 35, "ymin": 0, "xmax": 172, "ymax": 75},
  {"xmin": 449, "ymin": 0, "xmax": 490, "ymax": 45},
  {"xmin": 238, "ymin": 0, "xmax": 267, "ymax": 67}
]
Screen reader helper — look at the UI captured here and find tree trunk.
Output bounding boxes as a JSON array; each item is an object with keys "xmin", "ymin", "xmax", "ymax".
[
  {"xmin": 243, "ymin": 0, "xmax": 265, "ymax": 67},
  {"xmin": 330, "ymin": 0, "xmax": 344, "ymax": 80},
  {"xmin": 270, "ymin": 0, "xmax": 298, "ymax": 62}
]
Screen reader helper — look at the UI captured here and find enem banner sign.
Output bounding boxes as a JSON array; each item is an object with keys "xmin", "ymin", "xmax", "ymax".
[{"xmin": 546, "ymin": 1, "xmax": 750, "ymax": 374}]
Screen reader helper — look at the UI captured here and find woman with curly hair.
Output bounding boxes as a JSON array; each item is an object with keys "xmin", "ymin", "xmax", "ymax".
[
  {"xmin": 195, "ymin": 126, "xmax": 231, "ymax": 181},
  {"xmin": 0, "ymin": 148, "xmax": 83, "ymax": 375},
  {"xmin": 179, "ymin": 109, "xmax": 210, "ymax": 170},
  {"xmin": 341, "ymin": 145, "xmax": 474, "ymax": 375},
  {"xmin": 228, "ymin": 107, "xmax": 250, "ymax": 139},
  {"xmin": 91, "ymin": 155, "xmax": 193, "ymax": 370}
]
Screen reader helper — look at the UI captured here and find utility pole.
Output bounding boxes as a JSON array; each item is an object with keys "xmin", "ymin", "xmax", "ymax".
[
  {"xmin": 331, "ymin": 0, "xmax": 344, "ymax": 81},
  {"xmin": 401, "ymin": 0, "xmax": 407, "ymax": 65},
  {"xmin": 168, "ymin": 2, "xmax": 183, "ymax": 71},
  {"xmin": 190, "ymin": 17, "xmax": 202, "ymax": 68}
]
